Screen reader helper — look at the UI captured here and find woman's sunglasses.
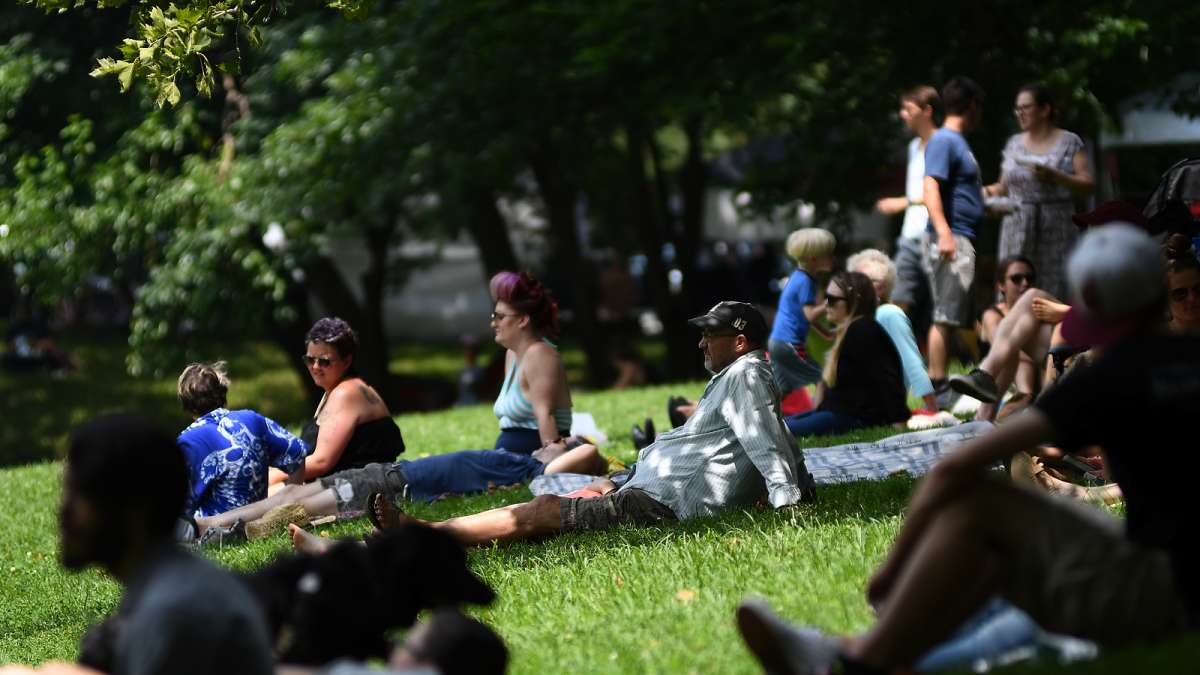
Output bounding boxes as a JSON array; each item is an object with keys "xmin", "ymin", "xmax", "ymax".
[
  {"xmin": 1007, "ymin": 273, "xmax": 1035, "ymax": 285},
  {"xmin": 303, "ymin": 355, "xmax": 339, "ymax": 368}
]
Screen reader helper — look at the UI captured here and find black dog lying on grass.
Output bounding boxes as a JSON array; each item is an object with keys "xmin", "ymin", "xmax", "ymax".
[{"xmin": 80, "ymin": 524, "xmax": 495, "ymax": 669}]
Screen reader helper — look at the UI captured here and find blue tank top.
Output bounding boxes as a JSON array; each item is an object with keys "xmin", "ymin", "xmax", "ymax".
[{"xmin": 493, "ymin": 340, "xmax": 572, "ymax": 432}]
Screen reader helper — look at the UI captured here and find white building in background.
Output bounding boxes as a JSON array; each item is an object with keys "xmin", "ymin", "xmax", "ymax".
[{"xmin": 1096, "ymin": 79, "xmax": 1200, "ymax": 201}]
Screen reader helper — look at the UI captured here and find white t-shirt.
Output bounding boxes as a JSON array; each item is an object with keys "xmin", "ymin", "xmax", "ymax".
[{"xmin": 900, "ymin": 136, "xmax": 929, "ymax": 241}]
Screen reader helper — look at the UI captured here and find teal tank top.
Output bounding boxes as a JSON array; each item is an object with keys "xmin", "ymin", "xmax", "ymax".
[{"xmin": 493, "ymin": 340, "xmax": 573, "ymax": 432}]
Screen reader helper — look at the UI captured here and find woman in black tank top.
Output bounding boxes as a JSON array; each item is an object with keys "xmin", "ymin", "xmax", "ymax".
[{"xmin": 274, "ymin": 318, "xmax": 404, "ymax": 486}]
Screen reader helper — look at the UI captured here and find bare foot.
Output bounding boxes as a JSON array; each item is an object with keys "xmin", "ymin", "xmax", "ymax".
[
  {"xmin": 288, "ymin": 523, "xmax": 333, "ymax": 555},
  {"xmin": 1031, "ymin": 297, "xmax": 1070, "ymax": 324}
]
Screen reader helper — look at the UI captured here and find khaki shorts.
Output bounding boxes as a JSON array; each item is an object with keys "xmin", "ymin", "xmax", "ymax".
[
  {"xmin": 920, "ymin": 232, "xmax": 975, "ymax": 327},
  {"xmin": 319, "ymin": 462, "xmax": 408, "ymax": 513},
  {"xmin": 1002, "ymin": 490, "xmax": 1191, "ymax": 645},
  {"xmin": 559, "ymin": 488, "xmax": 677, "ymax": 532}
]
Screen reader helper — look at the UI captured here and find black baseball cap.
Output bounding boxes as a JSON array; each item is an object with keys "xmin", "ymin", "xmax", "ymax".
[{"xmin": 687, "ymin": 301, "xmax": 768, "ymax": 344}]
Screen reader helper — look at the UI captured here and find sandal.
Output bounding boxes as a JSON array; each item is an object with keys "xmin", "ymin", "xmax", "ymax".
[{"xmin": 367, "ymin": 492, "xmax": 404, "ymax": 531}]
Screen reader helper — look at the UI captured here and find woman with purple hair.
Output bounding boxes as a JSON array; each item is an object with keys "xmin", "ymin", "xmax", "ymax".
[{"xmin": 488, "ymin": 270, "xmax": 573, "ymax": 453}]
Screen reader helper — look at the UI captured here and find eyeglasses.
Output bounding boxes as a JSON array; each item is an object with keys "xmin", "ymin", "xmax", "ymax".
[
  {"xmin": 303, "ymin": 355, "xmax": 339, "ymax": 368},
  {"xmin": 1013, "ymin": 103, "xmax": 1038, "ymax": 115},
  {"xmin": 1169, "ymin": 284, "xmax": 1200, "ymax": 303},
  {"xmin": 824, "ymin": 294, "xmax": 848, "ymax": 305},
  {"xmin": 490, "ymin": 311, "xmax": 518, "ymax": 322},
  {"xmin": 1007, "ymin": 273, "xmax": 1035, "ymax": 285}
]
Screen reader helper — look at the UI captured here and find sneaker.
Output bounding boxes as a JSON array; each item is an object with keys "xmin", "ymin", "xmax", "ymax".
[
  {"xmin": 948, "ymin": 368, "xmax": 999, "ymax": 404},
  {"xmin": 736, "ymin": 598, "xmax": 840, "ymax": 675},
  {"xmin": 933, "ymin": 380, "xmax": 962, "ymax": 411},
  {"xmin": 195, "ymin": 519, "xmax": 247, "ymax": 549}
]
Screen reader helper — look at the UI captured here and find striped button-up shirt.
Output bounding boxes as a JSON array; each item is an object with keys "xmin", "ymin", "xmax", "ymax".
[{"xmin": 621, "ymin": 349, "xmax": 814, "ymax": 519}]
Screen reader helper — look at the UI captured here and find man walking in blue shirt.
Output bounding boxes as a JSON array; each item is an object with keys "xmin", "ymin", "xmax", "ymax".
[{"xmin": 921, "ymin": 77, "xmax": 986, "ymax": 406}]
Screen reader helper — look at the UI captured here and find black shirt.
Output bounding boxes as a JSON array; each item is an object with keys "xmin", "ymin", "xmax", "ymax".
[
  {"xmin": 1035, "ymin": 332, "xmax": 1200, "ymax": 617},
  {"xmin": 300, "ymin": 416, "xmax": 405, "ymax": 474},
  {"xmin": 819, "ymin": 317, "xmax": 910, "ymax": 426}
]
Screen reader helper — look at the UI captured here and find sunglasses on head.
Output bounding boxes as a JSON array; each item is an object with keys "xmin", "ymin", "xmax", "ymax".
[
  {"xmin": 1007, "ymin": 273, "xmax": 1035, "ymax": 285},
  {"xmin": 303, "ymin": 355, "xmax": 339, "ymax": 368},
  {"xmin": 1170, "ymin": 284, "xmax": 1200, "ymax": 303}
]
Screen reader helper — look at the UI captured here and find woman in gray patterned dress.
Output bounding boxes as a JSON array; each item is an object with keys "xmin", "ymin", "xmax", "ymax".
[{"xmin": 983, "ymin": 84, "xmax": 1093, "ymax": 299}]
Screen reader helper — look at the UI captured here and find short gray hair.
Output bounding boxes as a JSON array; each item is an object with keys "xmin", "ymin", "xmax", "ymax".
[{"xmin": 846, "ymin": 248, "xmax": 897, "ymax": 301}]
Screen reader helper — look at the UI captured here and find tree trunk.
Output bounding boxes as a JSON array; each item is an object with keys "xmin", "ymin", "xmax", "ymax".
[
  {"xmin": 463, "ymin": 184, "xmax": 520, "ymax": 280},
  {"xmin": 357, "ymin": 224, "xmax": 395, "ymax": 403},
  {"xmin": 677, "ymin": 116, "xmax": 707, "ymax": 288},
  {"xmin": 624, "ymin": 121, "xmax": 696, "ymax": 380},
  {"xmin": 527, "ymin": 145, "xmax": 610, "ymax": 387},
  {"xmin": 264, "ymin": 278, "xmax": 323, "ymax": 410}
]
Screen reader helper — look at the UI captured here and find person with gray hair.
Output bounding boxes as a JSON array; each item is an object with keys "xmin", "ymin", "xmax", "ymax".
[
  {"xmin": 176, "ymin": 362, "xmax": 308, "ymax": 517},
  {"xmin": 846, "ymin": 249, "xmax": 938, "ymax": 411}
]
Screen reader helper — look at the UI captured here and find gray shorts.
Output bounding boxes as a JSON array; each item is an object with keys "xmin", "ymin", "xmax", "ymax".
[
  {"xmin": 1002, "ymin": 490, "xmax": 1191, "ymax": 645},
  {"xmin": 319, "ymin": 463, "xmax": 408, "ymax": 514},
  {"xmin": 559, "ymin": 488, "xmax": 677, "ymax": 532},
  {"xmin": 891, "ymin": 236, "xmax": 930, "ymax": 308},
  {"xmin": 920, "ymin": 232, "xmax": 975, "ymax": 327}
]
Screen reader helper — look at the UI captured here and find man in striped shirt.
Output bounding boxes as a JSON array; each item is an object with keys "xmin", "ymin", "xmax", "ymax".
[{"xmin": 293, "ymin": 302, "xmax": 816, "ymax": 552}]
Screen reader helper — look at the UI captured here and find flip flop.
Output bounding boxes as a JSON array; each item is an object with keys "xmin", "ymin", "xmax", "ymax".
[{"xmin": 367, "ymin": 492, "xmax": 403, "ymax": 531}]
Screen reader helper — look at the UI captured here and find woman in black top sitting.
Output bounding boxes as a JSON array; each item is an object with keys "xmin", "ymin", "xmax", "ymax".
[
  {"xmin": 784, "ymin": 271, "xmax": 909, "ymax": 437},
  {"xmin": 271, "ymin": 317, "xmax": 404, "ymax": 487}
]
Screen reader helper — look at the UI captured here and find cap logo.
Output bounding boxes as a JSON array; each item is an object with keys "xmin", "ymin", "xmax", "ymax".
[{"xmin": 732, "ymin": 318, "xmax": 747, "ymax": 330}]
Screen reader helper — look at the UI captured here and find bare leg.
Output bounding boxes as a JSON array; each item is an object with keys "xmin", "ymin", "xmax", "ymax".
[
  {"xmin": 544, "ymin": 445, "xmax": 606, "ymax": 475},
  {"xmin": 407, "ymin": 495, "xmax": 564, "ymax": 547},
  {"xmin": 927, "ymin": 323, "xmax": 951, "ymax": 380},
  {"xmin": 975, "ymin": 290, "xmax": 1056, "ymax": 420},
  {"xmin": 196, "ymin": 482, "xmax": 335, "ymax": 531},
  {"xmin": 979, "ymin": 290, "xmax": 1057, "ymax": 379},
  {"xmin": 289, "ymin": 523, "xmax": 336, "ymax": 554},
  {"xmin": 846, "ymin": 480, "xmax": 1055, "ymax": 667},
  {"xmin": 1014, "ymin": 353, "xmax": 1039, "ymax": 396}
]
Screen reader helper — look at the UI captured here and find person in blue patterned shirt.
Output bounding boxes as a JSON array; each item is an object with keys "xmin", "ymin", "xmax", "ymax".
[{"xmin": 176, "ymin": 362, "xmax": 308, "ymax": 517}]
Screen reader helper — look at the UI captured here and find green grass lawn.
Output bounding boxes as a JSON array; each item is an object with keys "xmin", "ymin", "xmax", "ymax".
[{"xmin": 1, "ymin": 339, "xmax": 1195, "ymax": 672}]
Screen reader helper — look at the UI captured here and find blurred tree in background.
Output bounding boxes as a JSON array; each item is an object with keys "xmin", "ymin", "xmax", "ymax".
[{"xmin": 3, "ymin": 1, "xmax": 1199, "ymax": 404}]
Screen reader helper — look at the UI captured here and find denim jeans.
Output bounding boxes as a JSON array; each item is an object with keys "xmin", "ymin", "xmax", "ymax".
[
  {"xmin": 915, "ymin": 597, "xmax": 1041, "ymax": 672},
  {"xmin": 784, "ymin": 409, "xmax": 862, "ymax": 438}
]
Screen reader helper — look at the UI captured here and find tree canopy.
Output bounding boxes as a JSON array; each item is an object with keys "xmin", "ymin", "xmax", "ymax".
[{"xmin": 4, "ymin": 0, "xmax": 1200, "ymax": 401}]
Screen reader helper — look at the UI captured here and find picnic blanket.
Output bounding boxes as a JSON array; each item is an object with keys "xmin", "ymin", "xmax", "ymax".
[{"xmin": 529, "ymin": 421, "xmax": 995, "ymax": 497}]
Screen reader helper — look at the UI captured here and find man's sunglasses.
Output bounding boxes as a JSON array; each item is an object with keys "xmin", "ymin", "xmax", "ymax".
[{"xmin": 303, "ymin": 355, "xmax": 339, "ymax": 368}]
